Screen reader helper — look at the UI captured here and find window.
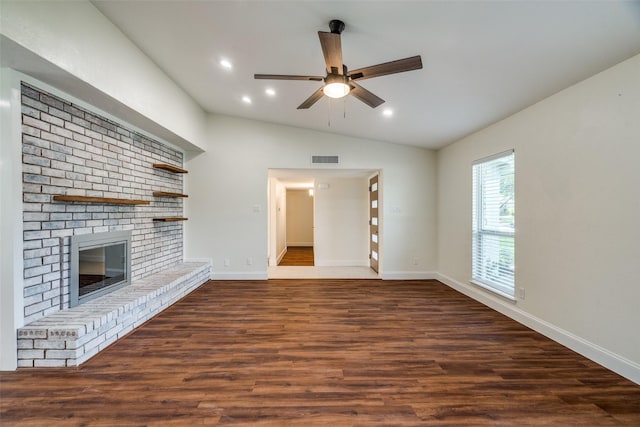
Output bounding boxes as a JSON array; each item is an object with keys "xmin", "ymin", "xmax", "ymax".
[{"xmin": 472, "ymin": 150, "xmax": 515, "ymax": 299}]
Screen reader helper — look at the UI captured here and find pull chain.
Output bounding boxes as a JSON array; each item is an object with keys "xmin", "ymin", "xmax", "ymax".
[
  {"xmin": 326, "ymin": 97, "xmax": 348, "ymax": 126},
  {"xmin": 343, "ymin": 96, "xmax": 346, "ymax": 119}
]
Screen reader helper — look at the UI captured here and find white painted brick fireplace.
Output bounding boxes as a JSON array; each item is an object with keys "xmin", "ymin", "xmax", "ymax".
[{"xmin": 16, "ymin": 82, "xmax": 210, "ymax": 366}]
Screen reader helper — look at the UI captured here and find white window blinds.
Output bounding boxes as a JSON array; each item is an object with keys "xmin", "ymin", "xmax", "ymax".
[{"xmin": 472, "ymin": 150, "xmax": 515, "ymax": 298}]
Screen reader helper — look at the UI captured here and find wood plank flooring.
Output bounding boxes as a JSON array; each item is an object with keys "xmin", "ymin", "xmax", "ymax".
[
  {"xmin": 278, "ymin": 246, "xmax": 314, "ymax": 266},
  {"xmin": 2, "ymin": 279, "xmax": 640, "ymax": 426}
]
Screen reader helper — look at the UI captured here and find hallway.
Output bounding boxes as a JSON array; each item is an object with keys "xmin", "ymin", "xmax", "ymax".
[{"xmin": 278, "ymin": 246, "xmax": 314, "ymax": 266}]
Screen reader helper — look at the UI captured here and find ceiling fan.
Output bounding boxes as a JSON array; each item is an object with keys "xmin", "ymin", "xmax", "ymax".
[{"xmin": 254, "ymin": 19, "xmax": 423, "ymax": 109}]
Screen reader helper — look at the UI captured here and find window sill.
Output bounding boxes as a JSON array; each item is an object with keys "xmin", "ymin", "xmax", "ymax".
[{"xmin": 470, "ymin": 280, "xmax": 516, "ymax": 302}]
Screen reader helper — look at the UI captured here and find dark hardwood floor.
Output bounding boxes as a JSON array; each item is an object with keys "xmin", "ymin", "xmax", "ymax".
[
  {"xmin": 278, "ymin": 246, "xmax": 314, "ymax": 266},
  {"xmin": 2, "ymin": 279, "xmax": 640, "ymax": 426}
]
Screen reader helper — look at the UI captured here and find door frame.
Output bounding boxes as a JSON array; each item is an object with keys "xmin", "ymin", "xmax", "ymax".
[
  {"xmin": 369, "ymin": 173, "xmax": 380, "ymax": 273},
  {"xmin": 267, "ymin": 168, "xmax": 381, "ymax": 275}
]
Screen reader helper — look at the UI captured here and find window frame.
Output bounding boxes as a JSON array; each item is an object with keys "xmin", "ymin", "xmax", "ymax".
[{"xmin": 471, "ymin": 149, "xmax": 516, "ymax": 300}]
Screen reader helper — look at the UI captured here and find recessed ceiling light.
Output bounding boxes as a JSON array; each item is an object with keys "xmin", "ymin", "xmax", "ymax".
[
  {"xmin": 242, "ymin": 96, "xmax": 252, "ymax": 104},
  {"xmin": 383, "ymin": 109, "xmax": 393, "ymax": 117},
  {"xmin": 265, "ymin": 88, "xmax": 276, "ymax": 96},
  {"xmin": 220, "ymin": 59, "xmax": 232, "ymax": 69}
]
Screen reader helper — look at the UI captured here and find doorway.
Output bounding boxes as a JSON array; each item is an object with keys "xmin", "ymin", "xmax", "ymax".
[
  {"xmin": 279, "ymin": 189, "xmax": 314, "ymax": 266},
  {"xmin": 267, "ymin": 168, "xmax": 381, "ymax": 279}
]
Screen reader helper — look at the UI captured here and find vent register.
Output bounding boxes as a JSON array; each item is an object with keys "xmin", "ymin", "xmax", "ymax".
[{"xmin": 311, "ymin": 155, "xmax": 340, "ymax": 165}]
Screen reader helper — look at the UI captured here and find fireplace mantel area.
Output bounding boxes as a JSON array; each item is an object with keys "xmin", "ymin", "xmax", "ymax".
[{"xmin": 13, "ymin": 82, "xmax": 211, "ymax": 367}]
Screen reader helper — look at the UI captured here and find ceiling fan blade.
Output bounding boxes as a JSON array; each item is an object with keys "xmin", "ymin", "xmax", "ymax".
[
  {"xmin": 349, "ymin": 82, "xmax": 385, "ymax": 108},
  {"xmin": 318, "ymin": 31, "xmax": 343, "ymax": 74},
  {"xmin": 297, "ymin": 87, "xmax": 325, "ymax": 109},
  {"xmin": 254, "ymin": 74, "xmax": 324, "ymax": 81},
  {"xmin": 349, "ymin": 55, "xmax": 423, "ymax": 81}
]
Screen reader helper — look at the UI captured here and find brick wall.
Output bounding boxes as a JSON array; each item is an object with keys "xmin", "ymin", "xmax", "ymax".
[{"xmin": 21, "ymin": 82, "xmax": 185, "ymax": 323}]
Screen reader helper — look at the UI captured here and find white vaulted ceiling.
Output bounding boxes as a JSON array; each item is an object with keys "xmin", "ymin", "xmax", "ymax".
[{"xmin": 92, "ymin": 0, "xmax": 640, "ymax": 149}]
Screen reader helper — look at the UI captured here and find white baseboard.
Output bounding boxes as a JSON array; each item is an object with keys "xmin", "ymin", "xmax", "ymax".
[
  {"xmin": 210, "ymin": 271, "xmax": 268, "ymax": 280},
  {"xmin": 382, "ymin": 271, "xmax": 437, "ymax": 280},
  {"xmin": 314, "ymin": 259, "xmax": 370, "ymax": 267},
  {"xmin": 435, "ymin": 272, "xmax": 640, "ymax": 385},
  {"xmin": 276, "ymin": 248, "xmax": 287, "ymax": 264},
  {"xmin": 286, "ymin": 242, "xmax": 313, "ymax": 247}
]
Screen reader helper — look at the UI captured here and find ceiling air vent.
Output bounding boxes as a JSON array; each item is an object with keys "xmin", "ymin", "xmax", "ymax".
[{"xmin": 311, "ymin": 155, "xmax": 340, "ymax": 165}]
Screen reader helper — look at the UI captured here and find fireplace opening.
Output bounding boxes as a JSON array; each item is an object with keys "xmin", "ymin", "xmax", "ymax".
[{"xmin": 70, "ymin": 230, "xmax": 132, "ymax": 307}]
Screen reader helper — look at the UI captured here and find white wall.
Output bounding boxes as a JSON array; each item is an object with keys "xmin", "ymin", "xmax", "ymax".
[
  {"xmin": 286, "ymin": 190, "xmax": 313, "ymax": 247},
  {"xmin": 314, "ymin": 178, "xmax": 369, "ymax": 266},
  {"xmin": 0, "ymin": 0, "xmax": 207, "ymax": 154},
  {"xmin": 437, "ymin": 54, "xmax": 640, "ymax": 383},
  {"xmin": 185, "ymin": 114, "xmax": 437, "ymax": 279}
]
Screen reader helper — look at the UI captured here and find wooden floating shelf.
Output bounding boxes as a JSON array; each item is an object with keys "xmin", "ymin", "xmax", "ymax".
[
  {"xmin": 53, "ymin": 195, "xmax": 149, "ymax": 205},
  {"xmin": 153, "ymin": 191, "xmax": 188, "ymax": 198},
  {"xmin": 153, "ymin": 217, "xmax": 188, "ymax": 222},
  {"xmin": 153, "ymin": 163, "xmax": 188, "ymax": 174}
]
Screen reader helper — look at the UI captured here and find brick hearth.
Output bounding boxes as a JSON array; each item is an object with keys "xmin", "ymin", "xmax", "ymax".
[{"xmin": 18, "ymin": 262, "xmax": 210, "ymax": 367}]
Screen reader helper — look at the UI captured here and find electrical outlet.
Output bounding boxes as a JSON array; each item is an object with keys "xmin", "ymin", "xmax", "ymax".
[
  {"xmin": 224, "ymin": 258, "xmax": 230, "ymax": 267},
  {"xmin": 246, "ymin": 257, "xmax": 253, "ymax": 266},
  {"xmin": 519, "ymin": 287, "xmax": 526, "ymax": 300},
  {"xmin": 411, "ymin": 257, "xmax": 419, "ymax": 266}
]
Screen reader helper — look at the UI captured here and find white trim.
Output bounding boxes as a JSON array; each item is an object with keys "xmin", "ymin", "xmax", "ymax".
[
  {"xmin": 382, "ymin": 271, "xmax": 437, "ymax": 280},
  {"xmin": 436, "ymin": 272, "xmax": 640, "ymax": 385},
  {"xmin": 315, "ymin": 259, "xmax": 370, "ymax": 267},
  {"xmin": 472, "ymin": 148, "xmax": 515, "ymax": 166},
  {"xmin": 470, "ymin": 280, "xmax": 516, "ymax": 301},
  {"xmin": 211, "ymin": 271, "xmax": 268, "ymax": 280},
  {"xmin": 277, "ymin": 247, "xmax": 287, "ymax": 264},
  {"xmin": 0, "ymin": 68, "xmax": 25, "ymax": 371}
]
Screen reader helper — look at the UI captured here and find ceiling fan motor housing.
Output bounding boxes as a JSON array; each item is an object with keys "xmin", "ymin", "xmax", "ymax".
[
  {"xmin": 325, "ymin": 73, "xmax": 349, "ymax": 86},
  {"xmin": 329, "ymin": 19, "xmax": 345, "ymax": 34}
]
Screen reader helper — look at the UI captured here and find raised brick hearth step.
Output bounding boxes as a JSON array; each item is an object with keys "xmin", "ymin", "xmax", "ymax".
[{"xmin": 17, "ymin": 262, "xmax": 211, "ymax": 367}]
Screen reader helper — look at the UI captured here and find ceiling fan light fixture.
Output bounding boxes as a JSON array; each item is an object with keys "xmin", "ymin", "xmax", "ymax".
[{"xmin": 323, "ymin": 74, "xmax": 350, "ymax": 98}]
